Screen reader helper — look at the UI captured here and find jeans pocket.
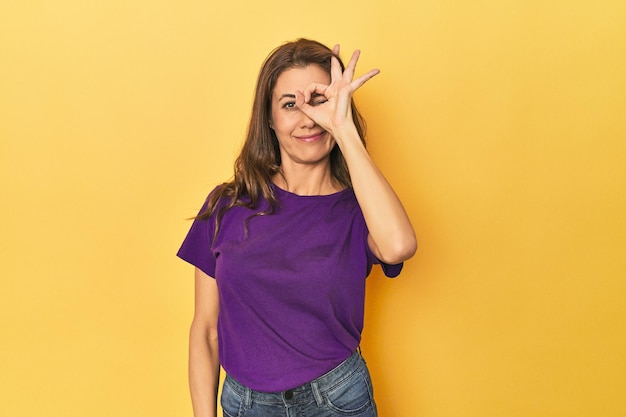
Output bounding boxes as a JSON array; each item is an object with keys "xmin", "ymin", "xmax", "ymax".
[
  {"xmin": 323, "ymin": 369, "xmax": 375, "ymax": 416},
  {"xmin": 220, "ymin": 378, "xmax": 244, "ymax": 417}
]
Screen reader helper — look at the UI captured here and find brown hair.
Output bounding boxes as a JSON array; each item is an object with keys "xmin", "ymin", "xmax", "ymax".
[{"xmin": 198, "ymin": 38, "xmax": 368, "ymax": 238}]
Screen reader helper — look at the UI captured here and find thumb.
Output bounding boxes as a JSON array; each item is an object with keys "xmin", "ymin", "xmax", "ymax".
[{"xmin": 295, "ymin": 90, "xmax": 315, "ymax": 117}]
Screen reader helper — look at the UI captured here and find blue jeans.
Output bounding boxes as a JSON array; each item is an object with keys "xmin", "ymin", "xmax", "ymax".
[{"xmin": 220, "ymin": 351, "xmax": 378, "ymax": 417}]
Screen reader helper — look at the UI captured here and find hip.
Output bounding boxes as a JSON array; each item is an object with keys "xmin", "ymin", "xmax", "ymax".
[{"xmin": 221, "ymin": 350, "xmax": 377, "ymax": 417}]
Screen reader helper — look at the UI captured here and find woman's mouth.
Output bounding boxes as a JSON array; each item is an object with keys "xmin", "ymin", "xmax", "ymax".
[{"xmin": 295, "ymin": 132, "xmax": 326, "ymax": 142}]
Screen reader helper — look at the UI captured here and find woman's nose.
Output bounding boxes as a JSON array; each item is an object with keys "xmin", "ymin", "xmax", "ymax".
[{"xmin": 299, "ymin": 112, "xmax": 316, "ymax": 129}]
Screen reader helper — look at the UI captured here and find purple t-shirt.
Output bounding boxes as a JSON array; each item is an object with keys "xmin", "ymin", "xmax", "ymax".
[{"xmin": 177, "ymin": 184, "xmax": 402, "ymax": 392}]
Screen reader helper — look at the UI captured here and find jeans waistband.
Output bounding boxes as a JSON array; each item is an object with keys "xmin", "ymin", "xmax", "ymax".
[{"xmin": 224, "ymin": 350, "xmax": 365, "ymax": 407}]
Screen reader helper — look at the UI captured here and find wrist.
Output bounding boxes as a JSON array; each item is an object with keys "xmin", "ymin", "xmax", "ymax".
[{"xmin": 331, "ymin": 124, "xmax": 361, "ymax": 147}]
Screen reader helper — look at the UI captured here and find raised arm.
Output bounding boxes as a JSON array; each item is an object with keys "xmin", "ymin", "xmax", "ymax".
[
  {"xmin": 338, "ymin": 125, "xmax": 417, "ymax": 265},
  {"xmin": 295, "ymin": 46, "xmax": 417, "ymax": 264},
  {"xmin": 189, "ymin": 268, "xmax": 220, "ymax": 417}
]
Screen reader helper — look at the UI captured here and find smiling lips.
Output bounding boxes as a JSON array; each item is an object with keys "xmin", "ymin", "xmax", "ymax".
[{"xmin": 295, "ymin": 132, "xmax": 327, "ymax": 142}]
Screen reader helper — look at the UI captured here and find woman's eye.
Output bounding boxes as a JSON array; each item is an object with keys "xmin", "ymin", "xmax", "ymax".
[
  {"xmin": 282, "ymin": 101, "xmax": 296, "ymax": 109},
  {"xmin": 313, "ymin": 99, "xmax": 328, "ymax": 107}
]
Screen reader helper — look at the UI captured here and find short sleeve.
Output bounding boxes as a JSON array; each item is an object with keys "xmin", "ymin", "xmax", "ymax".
[
  {"xmin": 366, "ymin": 241, "xmax": 404, "ymax": 278},
  {"xmin": 176, "ymin": 197, "xmax": 217, "ymax": 278}
]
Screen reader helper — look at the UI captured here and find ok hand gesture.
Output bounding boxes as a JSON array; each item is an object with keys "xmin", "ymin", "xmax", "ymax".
[{"xmin": 294, "ymin": 45, "xmax": 379, "ymax": 145}]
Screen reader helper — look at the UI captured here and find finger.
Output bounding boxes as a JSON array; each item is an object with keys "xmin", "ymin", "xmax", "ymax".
[
  {"xmin": 295, "ymin": 90, "xmax": 322, "ymax": 123},
  {"xmin": 294, "ymin": 89, "xmax": 308, "ymax": 110},
  {"xmin": 343, "ymin": 49, "xmax": 361, "ymax": 81},
  {"xmin": 330, "ymin": 55, "xmax": 343, "ymax": 82},
  {"xmin": 351, "ymin": 68, "xmax": 380, "ymax": 91},
  {"xmin": 330, "ymin": 44, "xmax": 342, "ymax": 81},
  {"xmin": 295, "ymin": 90, "xmax": 317, "ymax": 116},
  {"xmin": 301, "ymin": 83, "xmax": 329, "ymax": 103}
]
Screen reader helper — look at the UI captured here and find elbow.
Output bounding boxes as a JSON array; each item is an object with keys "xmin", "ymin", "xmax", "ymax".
[
  {"xmin": 189, "ymin": 319, "xmax": 219, "ymax": 346},
  {"xmin": 380, "ymin": 234, "xmax": 418, "ymax": 265},
  {"xmin": 207, "ymin": 327, "xmax": 219, "ymax": 344}
]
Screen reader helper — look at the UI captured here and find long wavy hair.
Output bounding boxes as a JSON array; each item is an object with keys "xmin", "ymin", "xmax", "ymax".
[{"xmin": 198, "ymin": 38, "xmax": 368, "ymax": 238}]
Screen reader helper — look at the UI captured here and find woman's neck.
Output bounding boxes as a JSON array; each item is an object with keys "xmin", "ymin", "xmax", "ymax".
[{"xmin": 272, "ymin": 162, "xmax": 343, "ymax": 196}]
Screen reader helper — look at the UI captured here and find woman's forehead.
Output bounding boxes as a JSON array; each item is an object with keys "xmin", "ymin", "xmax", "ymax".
[{"xmin": 273, "ymin": 65, "xmax": 330, "ymax": 97}]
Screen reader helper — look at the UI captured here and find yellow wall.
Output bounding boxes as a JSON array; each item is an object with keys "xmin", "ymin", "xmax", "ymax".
[{"xmin": 1, "ymin": 1, "xmax": 625, "ymax": 416}]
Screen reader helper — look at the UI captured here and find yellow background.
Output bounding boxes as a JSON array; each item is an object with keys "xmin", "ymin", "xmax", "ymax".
[{"xmin": 1, "ymin": 1, "xmax": 625, "ymax": 416}]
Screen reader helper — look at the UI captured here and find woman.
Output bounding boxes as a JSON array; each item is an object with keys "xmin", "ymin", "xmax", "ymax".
[{"xmin": 178, "ymin": 38, "xmax": 416, "ymax": 417}]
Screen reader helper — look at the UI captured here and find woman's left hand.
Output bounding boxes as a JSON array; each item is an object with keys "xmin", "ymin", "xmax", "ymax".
[
  {"xmin": 296, "ymin": 46, "xmax": 417, "ymax": 265},
  {"xmin": 295, "ymin": 45, "xmax": 379, "ymax": 144}
]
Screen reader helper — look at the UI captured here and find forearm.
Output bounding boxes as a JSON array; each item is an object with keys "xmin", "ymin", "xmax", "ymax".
[
  {"xmin": 189, "ymin": 322, "xmax": 220, "ymax": 417},
  {"xmin": 336, "ymin": 126, "xmax": 417, "ymax": 264},
  {"xmin": 293, "ymin": 45, "xmax": 416, "ymax": 263}
]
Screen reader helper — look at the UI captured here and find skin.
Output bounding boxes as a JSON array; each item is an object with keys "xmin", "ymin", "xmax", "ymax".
[
  {"xmin": 273, "ymin": 46, "xmax": 416, "ymax": 263},
  {"xmin": 189, "ymin": 46, "xmax": 417, "ymax": 417},
  {"xmin": 189, "ymin": 268, "xmax": 219, "ymax": 417},
  {"xmin": 269, "ymin": 64, "xmax": 339, "ymax": 195}
]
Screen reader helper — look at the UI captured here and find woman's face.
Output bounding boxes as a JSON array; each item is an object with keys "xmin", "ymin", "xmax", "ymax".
[{"xmin": 270, "ymin": 65, "xmax": 333, "ymax": 169}]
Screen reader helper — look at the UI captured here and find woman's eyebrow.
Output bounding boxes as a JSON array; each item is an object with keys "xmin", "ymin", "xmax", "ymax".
[
  {"xmin": 277, "ymin": 92, "xmax": 325, "ymax": 101},
  {"xmin": 278, "ymin": 93, "xmax": 296, "ymax": 100}
]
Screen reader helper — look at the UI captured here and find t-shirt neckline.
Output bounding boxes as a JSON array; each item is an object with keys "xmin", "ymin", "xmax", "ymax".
[{"xmin": 271, "ymin": 183, "xmax": 352, "ymax": 199}]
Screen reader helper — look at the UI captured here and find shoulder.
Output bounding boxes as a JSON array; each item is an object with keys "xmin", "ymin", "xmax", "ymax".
[
  {"xmin": 335, "ymin": 187, "xmax": 361, "ymax": 214},
  {"xmin": 198, "ymin": 184, "xmax": 239, "ymax": 219}
]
